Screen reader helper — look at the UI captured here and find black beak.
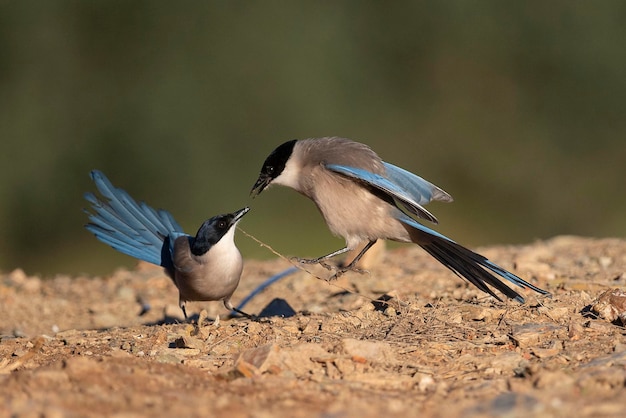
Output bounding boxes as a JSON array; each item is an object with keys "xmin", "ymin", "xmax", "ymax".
[
  {"xmin": 250, "ymin": 174, "xmax": 270, "ymax": 198},
  {"xmin": 232, "ymin": 207, "xmax": 250, "ymax": 223}
]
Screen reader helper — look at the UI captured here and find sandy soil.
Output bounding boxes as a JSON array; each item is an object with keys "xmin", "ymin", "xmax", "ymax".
[{"xmin": 1, "ymin": 236, "xmax": 625, "ymax": 417}]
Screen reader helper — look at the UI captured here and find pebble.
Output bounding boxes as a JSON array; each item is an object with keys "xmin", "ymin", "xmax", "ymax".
[
  {"xmin": 531, "ymin": 340, "xmax": 563, "ymax": 358},
  {"xmin": 539, "ymin": 306, "xmax": 572, "ymax": 322},
  {"xmin": 116, "ymin": 286, "xmax": 136, "ymax": 302},
  {"xmin": 510, "ymin": 323, "xmax": 561, "ymax": 349},
  {"xmin": 155, "ymin": 353, "xmax": 182, "ymax": 364},
  {"xmin": 342, "ymin": 338, "xmax": 396, "ymax": 364},
  {"xmin": 534, "ymin": 370, "xmax": 575, "ymax": 389},
  {"xmin": 8, "ymin": 268, "xmax": 27, "ymax": 284},
  {"xmin": 383, "ymin": 306, "xmax": 397, "ymax": 317},
  {"xmin": 590, "ymin": 288, "xmax": 626, "ymax": 325},
  {"xmin": 598, "ymin": 256, "xmax": 613, "ymax": 268},
  {"xmin": 174, "ymin": 335, "xmax": 204, "ymax": 350},
  {"xmin": 414, "ymin": 372, "xmax": 436, "ymax": 392}
]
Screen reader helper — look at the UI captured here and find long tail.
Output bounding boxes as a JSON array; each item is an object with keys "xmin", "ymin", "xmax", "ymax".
[
  {"xmin": 398, "ymin": 213, "xmax": 549, "ymax": 303},
  {"xmin": 84, "ymin": 170, "xmax": 184, "ymax": 272}
]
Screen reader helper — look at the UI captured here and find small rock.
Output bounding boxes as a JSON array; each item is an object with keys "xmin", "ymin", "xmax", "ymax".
[
  {"xmin": 568, "ymin": 321, "xmax": 584, "ymax": 341},
  {"xmin": 229, "ymin": 343, "xmax": 331, "ymax": 379},
  {"xmin": 245, "ymin": 321, "xmax": 263, "ymax": 335},
  {"xmin": 34, "ymin": 370, "xmax": 70, "ymax": 386},
  {"xmin": 531, "ymin": 340, "xmax": 563, "ymax": 358},
  {"xmin": 21, "ymin": 277, "xmax": 42, "ymax": 293},
  {"xmin": 210, "ymin": 342, "xmax": 237, "ymax": 357},
  {"xmin": 342, "ymin": 338, "xmax": 396, "ymax": 364},
  {"xmin": 383, "ymin": 306, "xmax": 397, "ymax": 317},
  {"xmin": 233, "ymin": 344, "xmax": 279, "ymax": 377},
  {"xmin": 539, "ymin": 306, "xmax": 571, "ymax": 322},
  {"xmin": 577, "ymin": 367, "xmax": 626, "ymax": 390},
  {"xmin": 174, "ymin": 335, "xmax": 204, "ymax": 350},
  {"xmin": 280, "ymin": 343, "xmax": 330, "ymax": 377},
  {"xmin": 414, "ymin": 372, "xmax": 436, "ymax": 392},
  {"xmin": 298, "ymin": 317, "xmax": 320, "ymax": 335},
  {"xmin": 590, "ymin": 288, "xmax": 626, "ymax": 325},
  {"xmin": 63, "ymin": 356, "xmax": 99, "ymax": 373},
  {"xmin": 534, "ymin": 370, "xmax": 575, "ymax": 389},
  {"xmin": 511, "ymin": 323, "xmax": 561, "ymax": 349},
  {"xmin": 598, "ymin": 256, "xmax": 613, "ymax": 268},
  {"xmin": 280, "ymin": 322, "xmax": 300, "ymax": 335},
  {"xmin": 447, "ymin": 312, "xmax": 463, "ymax": 324},
  {"xmin": 8, "ymin": 268, "xmax": 27, "ymax": 284},
  {"xmin": 485, "ymin": 392, "xmax": 540, "ymax": 415},
  {"xmin": 13, "ymin": 329, "xmax": 26, "ymax": 338},
  {"xmin": 460, "ymin": 305, "xmax": 501, "ymax": 321},
  {"xmin": 487, "ymin": 352, "xmax": 524, "ymax": 374},
  {"xmin": 116, "ymin": 286, "xmax": 135, "ymax": 302},
  {"xmin": 349, "ymin": 372, "xmax": 415, "ymax": 390},
  {"xmin": 155, "ymin": 353, "xmax": 182, "ymax": 364},
  {"xmin": 613, "ymin": 341, "xmax": 626, "ymax": 353}
]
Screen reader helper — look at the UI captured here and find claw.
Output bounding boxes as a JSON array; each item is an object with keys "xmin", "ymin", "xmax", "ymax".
[
  {"xmin": 294, "ymin": 257, "xmax": 322, "ymax": 265},
  {"xmin": 293, "ymin": 254, "xmax": 369, "ymax": 280},
  {"xmin": 326, "ymin": 266, "xmax": 369, "ymax": 281}
]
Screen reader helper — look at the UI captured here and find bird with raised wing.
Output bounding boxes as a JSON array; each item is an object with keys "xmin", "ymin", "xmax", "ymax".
[
  {"xmin": 251, "ymin": 137, "xmax": 549, "ymax": 303},
  {"xmin": 85, "ymin": 170, "xmax": 251, "ymax": 319}
]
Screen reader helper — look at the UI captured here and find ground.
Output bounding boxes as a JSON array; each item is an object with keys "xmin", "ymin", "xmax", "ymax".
[{"xmin": 1, "ymin": 236, "xmax": 625, "ymax": 417}]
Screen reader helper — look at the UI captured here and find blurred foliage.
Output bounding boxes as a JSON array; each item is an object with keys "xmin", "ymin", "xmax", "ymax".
[{"xmin": 0, "ymin": 1, "xmax": 625, "ymax": 276}]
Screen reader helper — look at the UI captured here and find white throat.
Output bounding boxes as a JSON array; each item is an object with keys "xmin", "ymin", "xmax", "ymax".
[
  {"xmin": 210, "ymin": 224, "xmax": 238, "ymax": 257},
  {"xmin": 272, "ymin": 156, "xmax": 302, "ymax": 191}
]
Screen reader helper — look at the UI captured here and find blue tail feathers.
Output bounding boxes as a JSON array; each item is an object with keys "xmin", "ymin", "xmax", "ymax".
[{"xmin": 84, "ymin": 170, "xmax": 185, "ymax": 271}]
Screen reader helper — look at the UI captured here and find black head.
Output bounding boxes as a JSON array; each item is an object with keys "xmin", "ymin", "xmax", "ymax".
[
  {"xmin": 250, "ymin": 139, "xmax": 297, "ymax": 198},
  {"xmin": 190, "ymin": 207, "xmax": 250, "ymax": 256}
]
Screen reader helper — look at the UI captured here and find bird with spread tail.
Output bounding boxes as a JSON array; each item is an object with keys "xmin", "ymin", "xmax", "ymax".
[{"xmin": 84, "ymin": 170, "xmax": 252, "ymax": 319}]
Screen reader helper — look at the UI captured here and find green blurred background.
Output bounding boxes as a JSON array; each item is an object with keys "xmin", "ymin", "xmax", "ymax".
[{"xmin": 1, "ymin": 1, "xmax": 624, "ymax": 277}]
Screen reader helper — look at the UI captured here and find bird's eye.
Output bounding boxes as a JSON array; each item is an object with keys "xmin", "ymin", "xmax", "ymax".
[
  {"xmin": 266, "ymin": 166, "xmax": 275, "ymax": 174},
  {"xmin": 218, "ymin": 221, "xmax": 227, "ymax": 229}
]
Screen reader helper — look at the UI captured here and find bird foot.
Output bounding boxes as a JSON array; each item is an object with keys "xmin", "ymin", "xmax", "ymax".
[
  {"xmin": 228, "ymin": 309, "xmax": 273, "ymax": 323},
  {"xmin": 293, "ymin": 256, "xmax": 324, "ymax": 265},
  {"xmin": 292, "ymin": 257, "xmax": 368, "ymax": 280},
  {"xmin": 242, "ymin": 313, "xmax": 272, "ymax": 323},
  {"xmin": 292, "ymin": 257, "xmax": 335, "ymax": 271},
  {"xmin": 326, "ymin": 266, "xmax": 369, "ymax": 281},
  {"xmin": 295, "ymin": 257, "xmax": 349, "ymax": 274}
]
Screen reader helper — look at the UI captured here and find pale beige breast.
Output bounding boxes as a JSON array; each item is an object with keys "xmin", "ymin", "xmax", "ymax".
[
  {"xmin": 306, "ymin": 166, "xmax": 411, "ymax": 248},
  {"xmin": 172, "ymin": 235, "xmax": 243, "ymax": 303}
]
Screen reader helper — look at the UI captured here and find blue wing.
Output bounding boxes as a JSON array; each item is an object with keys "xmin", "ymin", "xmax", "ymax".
[
  {"xmin": 382, "ymin": 162, "xmax": 452, "ymax": 204},
  {"xmin": 84, "ymin": 170, "xmax": 186, "ymax": 271},
  {"xmin": 326, "ymin": 162, "xmax": 549, "ymax": 302},
  {"xmin": 325, "ymin": 163, "xmax": 451, "ymax": 223}
]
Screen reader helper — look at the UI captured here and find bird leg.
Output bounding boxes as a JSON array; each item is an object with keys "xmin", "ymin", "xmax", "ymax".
[
  {"xmin": 342, "ymin": 240, "xmax": 377, "ymax": 270},
  {"xmin": 181, "ymin": 300, "xmax": 260, "ymax": 323},
  {"xmin": 295, "ymin": 240, "xmax": 378, "ymax": 280},
  {"xmin": 294, "ymin": 247, "xmax": 351, "ymax": 272},
  {"xmin": 329, "ymin": 240, "xmax": 377, "ymax": 279},
  {"xmin": 295, "ymin": 246, "xmax": 350, "ymax": 265},
  {"xmin": 224, "ymin": 299, "xmax": 262, "ymax": 322},
  {"xmin": 230, "ymin": 307, "xmax": 258, "ymax": 320}
]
